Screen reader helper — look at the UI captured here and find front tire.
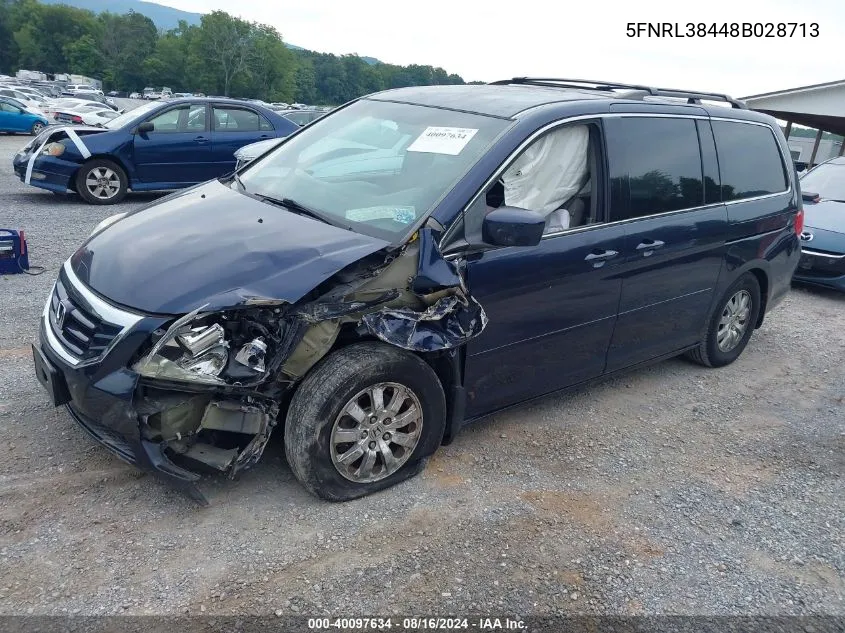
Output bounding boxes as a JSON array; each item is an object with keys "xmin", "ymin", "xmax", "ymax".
[
  {"xmin": 30, "ymin": 122, "xmax": 45, "ymax": 136},
  {"xmin": 285, "ymin": 342, "xmax": 446, "ymax": 501},
  {"xmin": 75, "ymin": 158, "xmax": 128, "ymax": 205},
  {"xmin": 687, "ymin": 273, "xmax": 761, "ymax": 368}
]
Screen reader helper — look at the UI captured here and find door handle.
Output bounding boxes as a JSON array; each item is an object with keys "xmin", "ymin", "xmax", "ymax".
[
  {"xmin": 636, "ymin": 239, "xmax": 665, "ymax": 255},
  {"xmin": 193, "ymin": 136, "xmax": 209, "ymax": 144},
  {"xmin": 259, "ymin": 134, "xmax": 271, "ymax": 139},
  {"xmin": 584, "ymin": 249, "xmax": 618, "ymax": 268}
]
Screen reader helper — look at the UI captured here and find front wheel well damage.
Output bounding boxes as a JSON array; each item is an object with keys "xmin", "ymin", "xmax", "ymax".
[{"xmin": 135, "ymin": 226, "xmax": 485, "ymax": 493}]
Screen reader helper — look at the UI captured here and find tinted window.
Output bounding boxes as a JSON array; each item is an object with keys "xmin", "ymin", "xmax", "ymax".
[
  {"xmin": 213, "ymin": 107, "xmax": 262, "ymax": 132},
  {"xmin": 259, "ymin": 115, "xmax": 273, "ymax": 131},
  {"xmin": 0, "ymin": 103, "xmax": 19, "ymax": 113},
  {"xmin": 712, "ymin": 121, "xmax": 788, "ymax": 200},
  {"xmin": 606, "ymin": 117, "xmax": 704, "ymax": 221}
]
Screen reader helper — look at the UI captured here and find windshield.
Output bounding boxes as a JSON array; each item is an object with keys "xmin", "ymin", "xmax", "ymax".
[
  {"xmin": 104, "ymin": 101, "xmax": 161, "ymax": 130},
  {"xmin": 800, "ymin": 162, "xmax": 845, "ymax": 201},
  {"xmin": 237, "ymin": 99, "xmax": 510, "ymax": 241}
]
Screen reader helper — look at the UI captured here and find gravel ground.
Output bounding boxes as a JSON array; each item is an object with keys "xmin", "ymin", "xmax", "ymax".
[{"xmin": 0, "ymin": 133, "xmax": 843, "ymax": 618}]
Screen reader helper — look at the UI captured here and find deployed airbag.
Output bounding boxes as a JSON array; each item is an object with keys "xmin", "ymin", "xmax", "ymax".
[{"xmin": 503, "ymin": 124, "xmax": 589, "ymax": 230}]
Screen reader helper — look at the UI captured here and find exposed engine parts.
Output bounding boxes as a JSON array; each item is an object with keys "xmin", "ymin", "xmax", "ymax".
[{"xmin": 132, "ymin": 225, "xmax": 487, "ymax": 487}]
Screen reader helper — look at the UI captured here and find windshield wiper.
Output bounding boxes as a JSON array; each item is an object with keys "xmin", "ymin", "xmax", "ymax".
[{"xmin": 255, "ymin": 195, "xmax": 351, "ymax": 230}]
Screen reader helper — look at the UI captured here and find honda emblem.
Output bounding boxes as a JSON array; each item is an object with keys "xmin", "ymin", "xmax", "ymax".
[{"xmin": 55, "ymin": 300, "xmax": 69, "ymax": 329}]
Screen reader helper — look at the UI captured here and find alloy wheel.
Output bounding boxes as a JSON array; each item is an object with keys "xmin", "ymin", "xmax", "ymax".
[
  {"xmin": 85, "ymin": 167, "xmax": 121, "ymax": 200},
  {"xmin": 330, "ymin": 382, "xmax": 423, "ymax": 483},
  {"xmin": 717, "ymin": 289, "xmax": 752, "ymax": 352}
]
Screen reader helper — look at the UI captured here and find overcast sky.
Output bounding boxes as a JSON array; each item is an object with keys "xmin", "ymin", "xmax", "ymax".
[{"xmin": 150, "ymin": 0, "xmax": 845, "ymax": 98}]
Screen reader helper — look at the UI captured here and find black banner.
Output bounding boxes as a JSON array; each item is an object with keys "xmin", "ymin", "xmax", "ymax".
[{"xmin": 0, "ymin": 616, "xmax": 842, "ymax": 633}]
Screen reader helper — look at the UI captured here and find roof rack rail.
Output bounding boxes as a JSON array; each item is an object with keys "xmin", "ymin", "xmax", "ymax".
[{"xmin": 488, "ymin": 77, "xmax": 747, "ymax": 109}]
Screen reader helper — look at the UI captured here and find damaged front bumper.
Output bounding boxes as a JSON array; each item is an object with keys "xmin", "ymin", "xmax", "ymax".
[
  {"xmin": 32, "ymin": 226, "xmax": 488, "ymax": 504},
  {"xmin": 32, "ymin": 268, "xmax": 283, "ymax": 505}
]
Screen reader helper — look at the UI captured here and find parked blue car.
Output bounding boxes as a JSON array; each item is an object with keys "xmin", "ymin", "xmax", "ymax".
[
  {"xmin": 0, "ymin": 96, "xmax": 49, "ymax": 135},
  {"xmin": 793, "ymin": 156, "xmax": 845, "ymax": 291},
  {"xmin": 12, "ymin": 97, "xmax": 298, "ymax": 204}
]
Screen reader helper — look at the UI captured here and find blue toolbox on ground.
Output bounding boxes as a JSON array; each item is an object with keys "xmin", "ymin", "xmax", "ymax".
[{"xmin": 0, "ymin": 229, "xmax": 29, "ymax": 274}]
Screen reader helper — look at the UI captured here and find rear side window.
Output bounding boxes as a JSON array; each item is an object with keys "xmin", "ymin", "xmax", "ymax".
[
  {"xmin": 213, "ymin": 107, "xmax": 272, "ymax": 132},
  {"xmin": 606, "ymin": 117, "xmax": 704, "ymax": 221},
  {"xmin": 712, "ymin": 121, "xmax": 788, "ymax": 200}
]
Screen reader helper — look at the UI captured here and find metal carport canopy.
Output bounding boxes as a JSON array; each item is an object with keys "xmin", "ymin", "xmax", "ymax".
[{"xmin": 741, "ymin": 79, "xmax": 845, "ymax": 136}]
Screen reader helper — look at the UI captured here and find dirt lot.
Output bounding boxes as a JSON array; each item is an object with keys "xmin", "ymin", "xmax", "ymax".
[{"xmin": 0, "ymin": 134, "xmax": 842, "ymax": 618}]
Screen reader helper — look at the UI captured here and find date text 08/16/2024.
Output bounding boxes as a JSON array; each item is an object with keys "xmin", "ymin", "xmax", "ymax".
[
  {"xmin": 626, "ymin": 22, "xmax": 819, "ymax": 37},
  {"xmin": 307, "ymin": 617, "xmax": 526, "ymax": 630}
]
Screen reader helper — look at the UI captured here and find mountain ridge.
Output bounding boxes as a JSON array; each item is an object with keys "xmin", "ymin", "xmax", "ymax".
[{"xmin": 38, "ymin": 0, "xmax": 382, "ymax": 64}]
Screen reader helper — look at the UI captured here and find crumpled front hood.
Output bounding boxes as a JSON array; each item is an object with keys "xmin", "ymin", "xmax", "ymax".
[
  {"xmin": 71, "ymin": 180, "xmax": 390, "ymax": 314},
  {"xmin": 804, "ymin": 200, "xmax": 845, "ymax": 235}
]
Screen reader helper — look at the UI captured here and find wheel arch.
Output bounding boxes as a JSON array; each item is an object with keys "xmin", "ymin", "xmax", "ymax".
[
  {"xmin": 282, "ymin": 324, "xmax": 466, "ymax": 445},
  {"xmin": 71, "ymin": 154, "xmax": 131, "ymax": 192}
]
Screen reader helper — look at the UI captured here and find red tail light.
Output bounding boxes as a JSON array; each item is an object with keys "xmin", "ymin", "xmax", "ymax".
[
  {"xmin": 795, "ymin": 208, "xmax": 804, "ymax": 236},
  {"xmin": 71, "ymin": 115, "xmax": 83, "ymax": 123},
  {"xmin": 19, "ymin": 231, "xmax": 26, "ymax": 256}
]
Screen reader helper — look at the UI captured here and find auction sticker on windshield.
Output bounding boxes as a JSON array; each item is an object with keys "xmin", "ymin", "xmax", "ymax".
[
  {"xmin": 407, "ymin": 126, "xmax": 478, "ymax": 155},
  {"xmin": 346, "ymin": 205, "xmax": 417, "ymax": 224}
]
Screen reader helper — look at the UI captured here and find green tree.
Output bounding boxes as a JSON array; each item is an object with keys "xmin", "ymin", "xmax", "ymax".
[
  {"xmin": 10, "ymin": 0, "xmax": 101, "ymax": 73},
  {"xmin": 294, "ymin": 57, "xmax": 317, "ymax": 103},
  {"xmin": 244, "ymin": 24, "xmax": 296, "ymax": 101},
  {"xmin": 0, "ymin": 0, "xmax": 15, "ymax": 73},
  {"xmin": 195, "ymin": 11, "xmax": 253, "ymax": 96},
  {"xmin": 99, "ymin": 11, "xmax": 157, "ymax": 89},
  {"xmin": 142, "ymin": 29, "xmax": 188, "ymax": 89},
  {"xmin": 64, "ymin": 34, "xmax": 103, "ymax": 77}
]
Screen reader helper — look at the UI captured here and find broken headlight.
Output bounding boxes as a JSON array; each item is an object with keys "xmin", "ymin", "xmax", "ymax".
[{"xmin": 133, "ymin": 309, "xmax": 269, "ymax": 386}]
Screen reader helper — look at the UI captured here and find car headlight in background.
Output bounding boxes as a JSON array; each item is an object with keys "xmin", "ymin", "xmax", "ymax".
[
  {"xmin": 89, "ymin": 212, "xmax": 127, "ymax": 237},
  {"xmin": 133, "ymin": 308, "xmax": 269, "ymax": 386}
]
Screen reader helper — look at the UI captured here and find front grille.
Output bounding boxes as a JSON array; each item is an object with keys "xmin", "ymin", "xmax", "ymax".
[{"xmin": 49, "ymin": 277, "xmax": 122, "ymax": 361}]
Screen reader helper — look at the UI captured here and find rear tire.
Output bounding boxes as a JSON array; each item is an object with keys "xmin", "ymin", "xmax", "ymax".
[
  {"xmin": 284, "ymin": 342, "xmax": 446, "ymax": 501},
  {"xmin": 75, "ymin": 158, "xmax": 128, "ymax": 205},
  {"xmin": 687, "ymin": 273, "xmax": 761, "ymax": 368}
]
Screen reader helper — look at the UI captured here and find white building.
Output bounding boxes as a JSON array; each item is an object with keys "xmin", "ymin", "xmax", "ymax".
[
  {"xmin": 743, "ymin": 80, "xmax": 845, "ymax": 168},
  {"xmin": 786, "ymin": 137, "xmax": 843, "ymax": 164}
]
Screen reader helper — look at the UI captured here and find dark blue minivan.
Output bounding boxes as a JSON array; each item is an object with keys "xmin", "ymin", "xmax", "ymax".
[
  {"xmin": 13, "ymin": 97, "xmax": 298, "ymax": 204},
  {"xmin": 31, "ymin": 79, "xmax": 802, "ymax": 504}
]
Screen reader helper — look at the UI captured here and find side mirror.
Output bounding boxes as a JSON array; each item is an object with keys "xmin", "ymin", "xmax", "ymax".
[
  {"xmin": 136, "ymin": 121, "xmax": 154, "ymax": 134},
  {"xmin": 482, "ymin": 206, "xmax": 546, "ymax": 247}
]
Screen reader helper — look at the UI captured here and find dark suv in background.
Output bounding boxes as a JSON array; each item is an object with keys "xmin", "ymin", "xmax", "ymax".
[{"xmin": 32, "ymin": 78, "xmax": 802, "ymax": 504}]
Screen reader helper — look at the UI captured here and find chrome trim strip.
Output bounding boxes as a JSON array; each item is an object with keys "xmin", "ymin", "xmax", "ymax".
[
  {"xmin": 41, "ymin": 297, "xmax": 80, "ymax": 366},
  {"xmin": 723, "ymin": 190, "xmax": 791, "ymax": 205},
  {"xmin": 441, "ymin": 112, "xmax": 793, "ymax": 250},
  {"xmin": 40, "ymin": 261, "xmax": 145, "ymax": 367},
  {"xmin": 63, "ymin": 261, "xmax": 144, "ymax": 328},
  {"xmin": 801, "ymin": 248, "xmax": 845, "ymax": 259},
  {"xmin": 541, "ymin": 202, "xmax": 727, "ymax": 239}
]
